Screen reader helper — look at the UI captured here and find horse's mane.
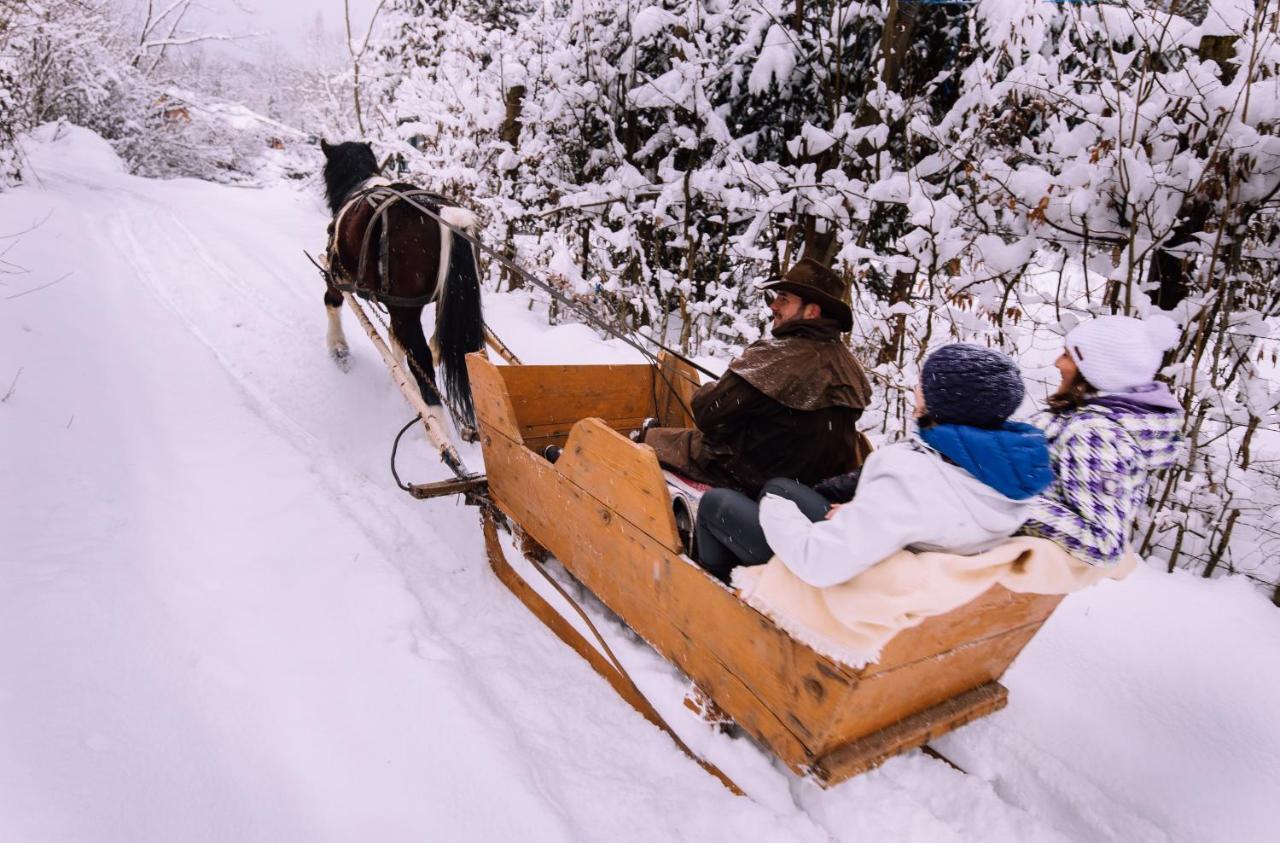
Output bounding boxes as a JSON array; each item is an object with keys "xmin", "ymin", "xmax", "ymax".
[{"xmin": 322, "ymin": 141, "xmax": 379, "ymax": 215}]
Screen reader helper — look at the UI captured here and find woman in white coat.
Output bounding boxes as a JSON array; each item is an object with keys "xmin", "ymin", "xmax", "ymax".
[{"xmin": 757, "ymin": 344, "xmax": 1054, "ymax": 588}]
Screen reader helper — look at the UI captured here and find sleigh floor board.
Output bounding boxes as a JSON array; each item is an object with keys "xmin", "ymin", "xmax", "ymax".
[{"xmin": 467, "ymin": 352, "xmax": 1062, "ymax": 787}]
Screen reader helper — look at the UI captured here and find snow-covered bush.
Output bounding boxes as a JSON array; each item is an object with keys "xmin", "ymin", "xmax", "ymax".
[
  {"xmin": 909, "ymin": 0, "xmax": 1280, "ymax": 588},
  {"xmin": 0, "ymin": 0, "xmax": 319, "ymax": 185},
  {"xmin": 0, "ymin": 64, "xmax": 19, "ymax": 187},
  {"xmin": 358, "ymin": 0, "xmax": 1279, "ymax": 596}
]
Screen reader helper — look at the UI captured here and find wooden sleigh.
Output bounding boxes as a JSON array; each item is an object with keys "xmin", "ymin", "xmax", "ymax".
[{"xmin": 466, "ymin": 351, "xmax": 1063, "ymax": 789}]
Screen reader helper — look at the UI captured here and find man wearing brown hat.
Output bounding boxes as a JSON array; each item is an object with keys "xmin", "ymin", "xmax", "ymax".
[{"xmin": 640, "ymin": 258, "xmax": 873, "ymax": 497}]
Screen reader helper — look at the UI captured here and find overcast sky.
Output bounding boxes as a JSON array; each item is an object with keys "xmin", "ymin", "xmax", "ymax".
[{"xmin": 184, "ymin": 0, "xmax": 386, "ymax": 59}]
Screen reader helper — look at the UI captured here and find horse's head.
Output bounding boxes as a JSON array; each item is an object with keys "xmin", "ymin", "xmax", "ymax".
[{"xmin": 320, "ymin": 139, "xmax": 379, "ymax": 215}]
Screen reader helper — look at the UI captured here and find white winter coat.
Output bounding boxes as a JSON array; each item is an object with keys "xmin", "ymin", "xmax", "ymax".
[{"xmin": 758, "ymin": 440, "xmax": 1034, "ymax": 588}]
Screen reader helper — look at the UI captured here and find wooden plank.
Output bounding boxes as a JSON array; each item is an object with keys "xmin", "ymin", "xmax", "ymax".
[
  {"xmin": 467, "ymin": 353, "xmax": 523, "ymax": 441},
  {"xmin": 861, "ymin": 588, "xmax": 1064, "ymax": 677},
  {"xmin": 497, "ymin": 363, "xmax": 657, "ymax": 438},
  {"xmin": 518, "ymin": 416, "xmax": 650, "ymax": 454},
  {"xmin": 811, "ymin": 682, "xmax": 1008, "ymax": 786},
  {"xmin": 655, "ymin": 352, "xmax": 700, "ymax": 428},
  {"xmin": 480, "ymin": 508, "xmax": 741, "ymax": 795},
  {"xmin": 407, "ymin": 475, "xmax": 487, "ymax": 500},
  {"xmin": 556, "ymin": 418, "xmax": 682, "ymax": 553},
  {"xmin": 520, "ymin": 417, "xmax": 650, "ymax": 439},
  {"xmin": 822, "ymin": 620, "xmax": 1047, "ymax": 743}
]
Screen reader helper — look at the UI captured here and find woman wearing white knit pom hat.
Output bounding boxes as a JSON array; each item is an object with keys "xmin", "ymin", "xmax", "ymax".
[{"xmin": 1020, "ymin": 314, "xmax": 1185, "ymax": 566}]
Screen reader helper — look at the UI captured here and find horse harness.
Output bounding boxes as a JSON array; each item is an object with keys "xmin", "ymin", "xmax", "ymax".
[{"xmin": 325, "ymin": 180, "xmax": 461, "ymax": 308}]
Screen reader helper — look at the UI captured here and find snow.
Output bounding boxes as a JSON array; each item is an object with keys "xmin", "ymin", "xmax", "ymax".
[
  {"xmin": 632, "ymin": 6, "xmax": 679, "ymax": 41},
  {"xmin": 936, "ymin": 565, "xmax": 1280, "ymax": 841},
  {"xmin": 1199, "ymin": 0, "xmax": 1257, "ymax": 37},
  {"xmin": 748, "ymin": 25, "xmax": 797, "ymax": 95},
  {"xmin": 974, "ymin": 234, "xmax": 1037, "ymax": 275},
  {"xmin": 2, "ymin": 125, "xmax": 1278, "ymax": 840}
]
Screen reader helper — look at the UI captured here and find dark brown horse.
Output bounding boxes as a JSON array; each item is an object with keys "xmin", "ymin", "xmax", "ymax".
[{"xmin": 319, "ymin": 140, "xmax": 483, "ymax": 431}]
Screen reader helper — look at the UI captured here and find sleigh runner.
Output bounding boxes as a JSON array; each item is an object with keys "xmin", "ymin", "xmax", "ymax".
[{"xmin": 466, "ymin": 351, "xmax": 1065, "ymax": 787}]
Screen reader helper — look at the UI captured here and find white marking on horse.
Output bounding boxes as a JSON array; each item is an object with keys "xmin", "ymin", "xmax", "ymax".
[{"xmin": 326, "ymin": 303, "xmax": 351, "ymax": 370}]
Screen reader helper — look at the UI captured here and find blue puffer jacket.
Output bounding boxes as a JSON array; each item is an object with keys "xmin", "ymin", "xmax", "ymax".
[{"xmin": 918, "ymin": 421, "xmax": 1055, "ymax": 501}]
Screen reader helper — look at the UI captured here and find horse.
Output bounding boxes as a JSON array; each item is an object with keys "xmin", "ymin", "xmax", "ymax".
[{"xmin": 318, "ymin": 139, "xmax": 484, "ymax": 435}]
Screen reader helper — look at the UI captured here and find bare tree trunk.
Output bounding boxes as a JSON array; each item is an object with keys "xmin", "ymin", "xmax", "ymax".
[
  {"xmin": 1202, "ymin": 508, "xmax": 1239, "ymax": 578},
  {"xmin": 499, "ymin": 84, "xmax": 526, "ymax": 146},
  {"xmin": 499, "ymin": 84, "xmax": 526, "ymax": 290},
  {"xmin": 344, "ymin": 0, "xmax": 388, "ymax": 136},
  {"xmin": 345, "ymin": 0, "xmax": 366, "ymax": 134}
]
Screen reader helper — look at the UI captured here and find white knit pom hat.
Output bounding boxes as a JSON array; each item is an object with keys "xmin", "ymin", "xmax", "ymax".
[{"xmin": 1065, "ymin": 314, "xmax": 1181, "ymax": 392}]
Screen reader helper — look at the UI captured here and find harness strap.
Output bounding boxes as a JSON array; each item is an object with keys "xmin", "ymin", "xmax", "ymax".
[
  {"xmin": 379, "ymin": 206, "xmax": 391, "ymax": 296},
  {"xmin": 329, "ymin": 283, "xmax": 438, "ymax": 308},
  {"xmin": 355, "ymin": 191, "xmax": 400, "ymax": 298},
  {"xmin": 332, "ymin": 186, "xmax": 463, "ymax": 309}
]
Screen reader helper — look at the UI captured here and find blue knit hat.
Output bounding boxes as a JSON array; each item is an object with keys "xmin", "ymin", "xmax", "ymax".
[{"xmin": 921, "ymin": 344, "xmax": 1025, "ymax": 427}]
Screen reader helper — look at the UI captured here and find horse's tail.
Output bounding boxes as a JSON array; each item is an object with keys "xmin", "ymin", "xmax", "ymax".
[{"xmin": 435, "ymin": 207, "xmax": 484, "ymax": 429}]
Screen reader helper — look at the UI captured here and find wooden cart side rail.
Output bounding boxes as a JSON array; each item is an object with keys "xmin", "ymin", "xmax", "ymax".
[
  {"xmin": 859, "ymin": 589, "xmax": 1065, "ymax": 678},
  {"xmin": 518, "ymin": 417, "xmax": 652, "ymax": 453},
  {"xmin": 811, "ymin": 682, "xmax": 1008, "ymax": 786},
  {"xmin": 822, "ymin": 618, "xmax": 1050, "ymax": 746}
]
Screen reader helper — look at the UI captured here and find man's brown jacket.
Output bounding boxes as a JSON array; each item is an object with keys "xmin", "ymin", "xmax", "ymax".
[{"xmin": 644, "ymin": 318, "xmax": 873, "ymax": 496}]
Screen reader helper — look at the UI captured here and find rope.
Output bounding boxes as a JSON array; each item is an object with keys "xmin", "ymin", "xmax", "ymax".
[
  {"xmin": 511, "ymin": 521, "xmax": 743, "ymax": 795},
  {"xmin": 390, "ymin": 413, "xmax": 421, "ymax": 492}
]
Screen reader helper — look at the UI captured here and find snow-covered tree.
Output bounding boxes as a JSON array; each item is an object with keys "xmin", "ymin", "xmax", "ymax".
[
  {"xmin": 358, "ymin": 0, "xmax": 1280, "ymax": 594},
  {"xmin": 0, "ymin": 0, "xmax": 316, "ymax": 184}
]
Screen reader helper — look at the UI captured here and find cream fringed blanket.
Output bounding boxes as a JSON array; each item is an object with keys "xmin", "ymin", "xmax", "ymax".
[{"xmin": 732, "ymin": 538, "xmax": 1137, "ymax": 668}]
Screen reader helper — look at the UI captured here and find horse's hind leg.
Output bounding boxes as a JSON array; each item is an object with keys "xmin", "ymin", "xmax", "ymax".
[
  {"xmin": 389, "ymin": 305, "xmax": 450, "ymax": 431},
  {"xmin": 324, "ymin": 285, "xmax": 352, "ymax": 371}
]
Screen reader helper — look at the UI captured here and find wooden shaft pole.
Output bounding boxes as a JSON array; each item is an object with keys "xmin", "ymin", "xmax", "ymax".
[
  {"xmin": 343, "ymin": 292, "xmax": 468, "ymax": 477},
  {"xmin": 483, "ymin": 326, "xmax": 522, "ymax": 365}
]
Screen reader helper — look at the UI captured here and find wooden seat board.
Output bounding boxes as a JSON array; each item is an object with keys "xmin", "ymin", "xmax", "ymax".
[{"xmin": 497, "ymin": 363, "xmax": 657, "ymax": 436}]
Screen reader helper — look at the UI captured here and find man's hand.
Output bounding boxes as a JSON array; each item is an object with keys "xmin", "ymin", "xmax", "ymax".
[{"xmin": 824, "ymin": 503, "xmax": 843, "ymax": 520}]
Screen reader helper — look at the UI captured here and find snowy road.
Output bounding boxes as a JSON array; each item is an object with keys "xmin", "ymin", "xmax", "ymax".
[{"xmin": 2, "ymin": 126, "xmax": 1276, "ymax": 842}]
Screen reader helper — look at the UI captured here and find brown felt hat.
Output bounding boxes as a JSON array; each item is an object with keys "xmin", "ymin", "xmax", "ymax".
[{"xmin": 760, "ymin": 258, "xmax": 853, "ymax": 332}]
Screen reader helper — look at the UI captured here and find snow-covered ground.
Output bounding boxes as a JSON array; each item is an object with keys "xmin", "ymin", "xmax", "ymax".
[{"xmin": 2, "ymin": 125, "xmax": 1277, "ymax": 842}]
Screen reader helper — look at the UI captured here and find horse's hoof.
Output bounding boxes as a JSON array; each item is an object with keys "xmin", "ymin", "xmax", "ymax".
[
  {"xmin": 460, "ymin": 425, "xmax": 479, "ymax": 443},
  {"xmin": 330, "ymin": 346, "xmax": 352, "ymax": 372}
]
